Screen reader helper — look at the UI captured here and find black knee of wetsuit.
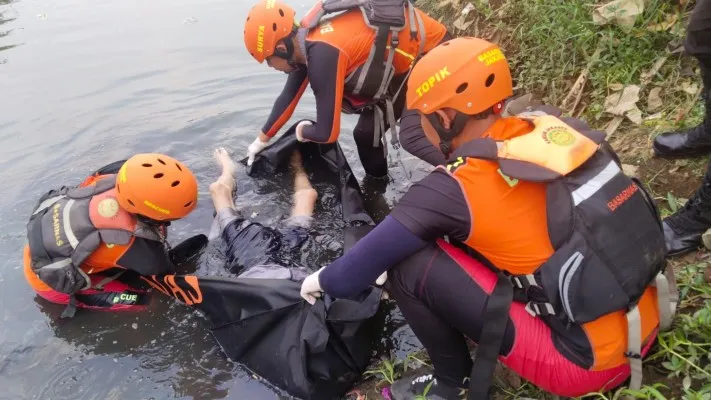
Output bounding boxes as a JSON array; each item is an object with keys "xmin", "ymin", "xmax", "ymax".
[
  {"xmin": 398, "ymin": 109, "xmax": 447, "ymax": 167},
  {"xmin": 384, "ymin": 243, "xmax": 515, "ymax": 388},
  {"xmin": 354, "ymin": 109, "xmax": 389, "ymax": 178}
]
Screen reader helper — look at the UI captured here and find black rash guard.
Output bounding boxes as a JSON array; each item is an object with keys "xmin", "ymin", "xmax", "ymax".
[{"xmin": 261, "ymin": 41, "xmax": 349, "ymax": 144}]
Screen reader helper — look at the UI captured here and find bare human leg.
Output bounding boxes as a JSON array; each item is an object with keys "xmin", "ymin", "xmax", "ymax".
[
  {"xmin": 209, "ymin": 147, "xmax": 239, "ymax": 212},
  {"xmin": 290, "ymin": 150, "xmax": 318, "ymax": 219}
]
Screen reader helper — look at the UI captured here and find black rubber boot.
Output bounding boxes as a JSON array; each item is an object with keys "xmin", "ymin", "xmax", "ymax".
[
  {"xmin": 390, "ymin": 373, "xmax": 464, "ymax": 400},
  {"xmin": 664, "ymin": 171, "xmax": 711, "ymax": 256},
  {"xmin": 653, "ymin": 87, "xmax": 711, "ymax": 158}
]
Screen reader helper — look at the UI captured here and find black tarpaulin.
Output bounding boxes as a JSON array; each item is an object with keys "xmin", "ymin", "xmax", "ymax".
[{"xmin": 145, "ymin": 121, "xmax": 382, "ymax": 400}]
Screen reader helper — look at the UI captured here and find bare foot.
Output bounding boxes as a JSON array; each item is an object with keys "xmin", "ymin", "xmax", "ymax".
[{"xmin": 210, "ymin": 147, "xmax": 238, "ymax": 193}]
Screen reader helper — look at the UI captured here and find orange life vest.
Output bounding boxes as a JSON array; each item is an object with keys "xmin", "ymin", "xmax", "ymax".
[
  {"xmin": 304, "ymin": 8, "xmax": 446, "ymax": 88},
  {"xmin": 24, "ymin": 174, "xmax": 164, "ymax": 293},
  {"xmin": 441, "ymin": 116, "xmax": 667, "ymax": 371}
]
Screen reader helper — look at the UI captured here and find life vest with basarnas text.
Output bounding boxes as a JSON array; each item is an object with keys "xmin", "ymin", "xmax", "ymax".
[
  {"xmin": 441, "ymin": 112, "xmax": 677, "ymax": 390},
  {"xmin": 25, "ymin": 174, "xmax": 165, "ymax": 293}
]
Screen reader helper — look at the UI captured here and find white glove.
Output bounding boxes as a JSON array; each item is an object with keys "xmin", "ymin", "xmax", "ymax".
[
  {"xmin": 300, "ymin": 266, "xmax": 325, "ymax": 305},
  {"xmin": 375, "ymin": 271, "xmax": 387, "ymax": 286},
  {"xmin": 247, "ymin": 137, "xmax": 269, "ymax": 166},
  {"xmin": 295, "ymin": 121, "xmax": 313, "ymax": 142}
]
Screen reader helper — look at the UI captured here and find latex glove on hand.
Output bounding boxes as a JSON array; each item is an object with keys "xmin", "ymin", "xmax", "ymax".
[
  {"xmin": 375, "ymin": 271, "xmax": 390, "ymax": 300},
  {"xmin": 295, "ymin": 121, "xmax": 313, "ymax": 143},
  {"xmin": 247, "ymin": 135, "xmax": 270, "ymax": 166},
  {"xmin": 375, "ymin": 271, "xmax": 387, "ymax": 286},
  {"xmin": 300, "ymin": 266, "xmax": 325, "ymax": 305}
]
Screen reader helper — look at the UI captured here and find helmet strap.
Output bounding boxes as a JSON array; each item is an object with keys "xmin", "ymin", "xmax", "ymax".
[
  {"xmin": 273, "ymin": 29, "xmax": 298, "ymax": 66},
  {"xmin": 426, "ymin": 112, "xmax": 470, "ymax": 159}
]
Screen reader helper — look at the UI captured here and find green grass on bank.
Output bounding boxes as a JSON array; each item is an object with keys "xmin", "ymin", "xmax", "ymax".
[
  {"xmin": 419, "ymin": 0, "xmax": 703, "ymax": 131},
  {"xmin": 356, "ymin": 1, "xmax": 711, "ymax": 399}
]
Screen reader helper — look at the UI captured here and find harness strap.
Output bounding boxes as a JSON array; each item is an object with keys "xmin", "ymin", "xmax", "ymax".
[
  {"xmin": 511, "ymin": 274, "xmax": 537, "ymax": 289},
  {"xmin": 524, "ymin": 301, "xmax": 555, "ymax": 317},
  {"xmin": 625, "ymin": 306, "xmax": 643, "ymax": 390},
  {"xmin": 407, "ymin": 1, "xmax": 417, "ymax": 39},
  {"xmin": 467, "ymin": 273, "xmax": 513, "ymax": 399},
  {"xmin": 653, "ymin": 270, "xmax": 678, "ymax": 330},
  {"xmin": 373, "ymin": 106, "xmax": 388, "ymax": 157},
  {"xmin": 413, "ymin": 2, "xmax": 426, "ymax": 57},
  {"xmin": 296, "ymin": 28, "xmax": 308, "ymax": 67},
  {"xmin": 373, "ymin": 27, "xmax": 401, "ymax": 101},
  {"xmin": 32, "ymin": 195, "xmax": 65, "ymax": 216},
  {"xmin": 61, "ymin": 294, "xmax": 78, "ymax": 319},
  {"xmin": 63, "ymin": 199, "xmax": 79, "ymax": 249},
  {"xmin": 386, "ymin": 98, "xmax": 400, "ymax": 149},
  {"xmin": 354, "ymin": 25, "xmax": 389, "ymax": 96}
]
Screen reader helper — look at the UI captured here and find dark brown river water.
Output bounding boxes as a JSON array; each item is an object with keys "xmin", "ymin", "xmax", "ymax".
[{"xmin": 0, "ymin": 0, "xmax": 433, "ymax": 398}]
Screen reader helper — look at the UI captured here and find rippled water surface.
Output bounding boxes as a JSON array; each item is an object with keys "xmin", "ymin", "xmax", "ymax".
[{"xmin": 0, "ymin": 0, "xmax": 432, "ymax": 398}]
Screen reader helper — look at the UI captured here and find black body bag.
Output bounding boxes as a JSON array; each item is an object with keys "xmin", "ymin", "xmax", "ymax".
[{"xmin": 145, "ymin": 121, "xmax": 381, "ymax": 399}]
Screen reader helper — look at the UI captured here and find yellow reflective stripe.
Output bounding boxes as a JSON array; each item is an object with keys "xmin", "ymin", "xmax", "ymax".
[{"xmin": 386, "ymin": 46, "xmax": 415, "ymax": 61}]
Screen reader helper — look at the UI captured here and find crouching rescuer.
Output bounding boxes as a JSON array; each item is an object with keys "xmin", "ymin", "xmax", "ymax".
[
  {"xmin": 299, "ymin": 37, "xmax": 679, "ymax": 399},
  {"xmin": 243, "ymin": 0, "xmax": 451, "ymax": 177},
  {"xmin": 23, "ymin": 154, "xmax": 199, "ymax": 317}
]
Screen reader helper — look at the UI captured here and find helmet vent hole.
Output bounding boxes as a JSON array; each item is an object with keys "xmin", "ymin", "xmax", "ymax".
[
  {"xmin": 154, "ymin": 173, "xmax": 164, "ymax": 179},
  {"xmin": 171, "ymin": 181, "xmax": 180, "ymax": 187},
  {"xmin": 272, "ymin": 23, "xmax": 277, "ymax": 31},
  {"xmin": 116, "ymin": 185, "xmax": 121, "ymax": 193},
  {"xmin": 127, "ymin": 199, "xmax": 135, "ymax": 207},
  {"xmin": 157, "ymin": 158, "xmax": 166, "ymax": 165},
  {"xmin": 485, "ymin": 74, "xmax": 495, "ymax": 87},
  {"xmin": 442, "ymin": 42, "xmax": 450, "ymax": 46},
  {"xmin": 175, "ymin": 163, "xmax": 183, "ymax": 172},
  {"xmin": 246, "ymin": 17, "xmax": 250, "ymax": 21},
  {"xmin": 142, "ymin": 163, "xmax": 152, "ymax": 167},
  {"xmin": 455, "ymin": 83, "xmax": 468, "ymax": 94},
  {"xmin": 279, "ymin": 9, "xmax": 284, "ymax": 17},
  {"xmin": 184, "ymin": 201, "xmax": 193, "ymax": 208}
]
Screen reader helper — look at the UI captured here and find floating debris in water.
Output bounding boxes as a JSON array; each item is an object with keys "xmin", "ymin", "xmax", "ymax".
[
  {"xmin": 131, "ymin": 323, "xmax": 138, "ymax": 330},
  {"xmin": 113, "ymin": 358, "xmax": 118, "ymax": 363},
  {"xmin": 113, "ymin": 340, "xmax": 117, "ymax": 344},
  {"xmin": 250, "ymin": 211, "xmax": 259, "ymax": 218}
]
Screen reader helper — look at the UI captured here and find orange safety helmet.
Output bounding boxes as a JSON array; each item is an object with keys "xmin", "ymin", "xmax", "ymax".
[
  {"xmin": 115, "ymin": 154, "xmax": 198, "ymax": 222},
  {"xmin": 406, "ymin": 37, "xmax": 513, "ymax": 116},
  {"xmin": 406, "ymin": 37, "xmax": 513, "ymax": 156},
  {"xmin": 244, "ymin": 0, "xmax": 297, "ymax": 63}
]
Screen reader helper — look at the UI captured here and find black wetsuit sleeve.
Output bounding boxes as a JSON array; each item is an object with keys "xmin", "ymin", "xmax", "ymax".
[
  {"xmin": 299, "ymin": 41, "xmax": 347, "ymax": 143},
  {"xmin": 390, "ymin": 169, "xmax": 471, "ymax": 242},
  {"xmin": 261, "ymin": 67, "xmax": 310, "ymax": 137},
  {"xmin": 319, "ymin": 216, "xmax": 427, "ymax": 298},
  {"xmin": 117, "ymin": 238, "xmax": 175, "ymax": 276}
]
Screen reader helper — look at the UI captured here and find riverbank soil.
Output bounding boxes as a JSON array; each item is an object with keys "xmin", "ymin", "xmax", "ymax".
[{"xmin": 351, "ymin": 0, "xmax": 711, "ymax": 398}]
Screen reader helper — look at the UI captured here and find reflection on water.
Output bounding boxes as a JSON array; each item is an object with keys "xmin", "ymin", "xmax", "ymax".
[{"xmin": 0, "ymin": 0, "xmax": 433, "ymax": 398}]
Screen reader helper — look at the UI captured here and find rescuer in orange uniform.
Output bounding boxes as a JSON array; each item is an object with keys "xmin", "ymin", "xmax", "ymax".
[
  {"xmin": 24, "ymin": 154, "xmax": 203, "ymax": 316},
  {"xmin": 300, "ymin": 38, "xmax": 675, "ymax": 399},
  {"xmin": 243, "ymin": 0, "xmax": 450, "ymax": 178}
]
